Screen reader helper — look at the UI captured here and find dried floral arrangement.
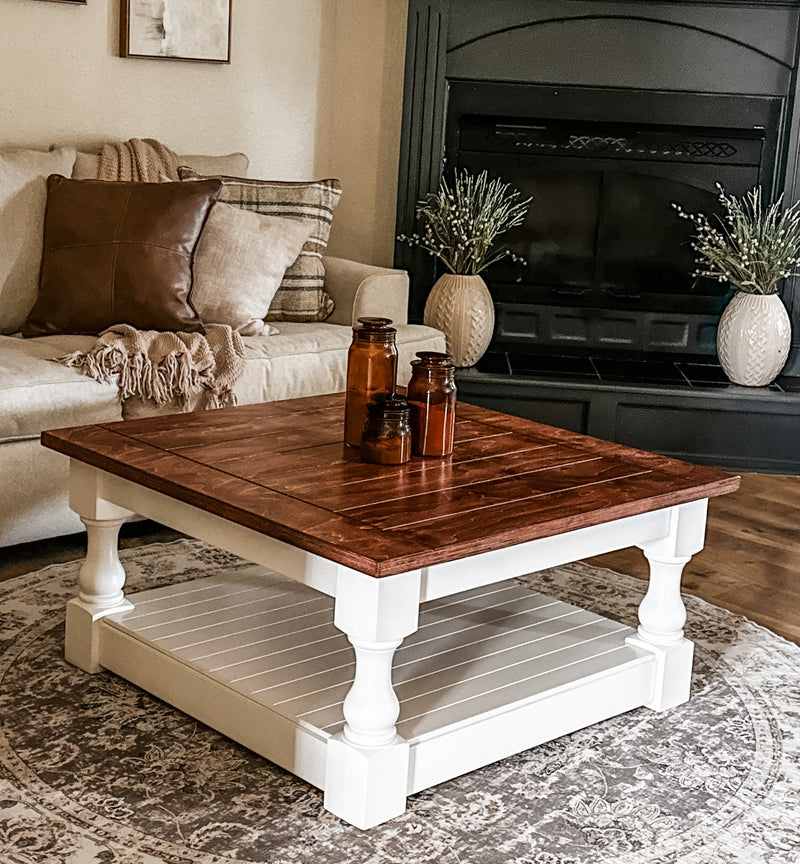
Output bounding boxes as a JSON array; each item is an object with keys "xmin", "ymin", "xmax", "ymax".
[
  {"xmin": 398, "ymin": 169, "xmax": 531, "ymax": 276},
  {"xmin": 673, "ymin": 183, "xmax": 800, "ymax": 295}
]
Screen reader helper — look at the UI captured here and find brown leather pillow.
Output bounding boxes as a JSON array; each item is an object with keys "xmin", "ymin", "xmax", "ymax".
[{"xmin": 22, "ymin": 175, "xmax": 221, "ymax": 337}]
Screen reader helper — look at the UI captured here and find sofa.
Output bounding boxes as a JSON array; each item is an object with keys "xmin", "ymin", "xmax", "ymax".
[{"xmin": 0, "ymin": 144, "xmax": 445, "ymax": 548}]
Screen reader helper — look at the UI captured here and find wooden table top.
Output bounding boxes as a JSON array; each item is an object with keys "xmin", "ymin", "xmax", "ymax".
[{"xmin": 43, "ymin": 393, "xmax": 740, "ymax": 577}]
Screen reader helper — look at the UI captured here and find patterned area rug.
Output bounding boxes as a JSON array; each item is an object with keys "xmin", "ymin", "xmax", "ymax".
[{"xmin": 0, "ymin": 540, "xmax": 797, "ymax": 864}]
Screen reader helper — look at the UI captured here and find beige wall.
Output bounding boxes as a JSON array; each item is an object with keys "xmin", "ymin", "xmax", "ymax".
[
  {"xmin": 315, "ymin": 0, "xmax": 408, "ymax": 265},
  {"xmin": 0, "ymin": 0, "xmax": 407, "ymax": 266}
]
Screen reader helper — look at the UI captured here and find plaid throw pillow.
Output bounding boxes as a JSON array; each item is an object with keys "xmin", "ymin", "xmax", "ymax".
[{"xmin": 179, "ymin": 167, "xmax": 342, "ymax": 322}]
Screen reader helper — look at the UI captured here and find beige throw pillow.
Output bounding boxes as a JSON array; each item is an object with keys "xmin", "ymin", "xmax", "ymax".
[
  {"xmin": 179, "ymin": 167, "xmax": 342, "ymax": 322},
  {"xmin": 0, "ymin": 146, "xmax": 77, "ymax": 334},
  {"xmin": 191, "ymin": 202, "xmax": 314, "ymax": 335}
]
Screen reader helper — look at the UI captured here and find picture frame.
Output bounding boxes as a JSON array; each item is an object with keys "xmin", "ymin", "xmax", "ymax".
[
  {"xmin": 36, "ymin": 1, "xmax": 87, "ymax": 4},
  {"xmin": 120, "ymin": 0, "xmax": 232, "ymax": 64}
]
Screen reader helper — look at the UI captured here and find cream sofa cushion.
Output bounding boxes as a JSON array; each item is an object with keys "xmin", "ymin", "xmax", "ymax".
[
  {"xmin": 191, "ymin": 203, "xmax": 313, "ymax": 335},
  {"xmin": 72, "ymin": 149, "xmax": 249, "ymax": 180},
  {"xmin": 122, "ymin": 322, "xmax": 447, "ymax": 418},
  {"xmin": 0, "ymin": 147, "xmax": 77, "ymax": 334},
  {"xmin": 0, "ymin": 438, "xmax": 84, "ymax": 546},
  {"xmin": 238, "ymin": 322, "xmax": 446, "ymax": 402},
  {"xmin": 180, "ymin": 152, "xmax": 249, "ymax": 178},
  {"xmin": 0, "ymin": 334, "xmax": 122, "ymax": 443},
  {"xmin": 323, "ymin": 257, "xmax": 411, "ymax": 328}
]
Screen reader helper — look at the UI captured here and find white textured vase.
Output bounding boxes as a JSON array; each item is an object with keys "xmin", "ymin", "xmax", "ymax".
[
  {"xmin": 716, "ymin": 292, "xmax": 792, "ymax": 386},
  {"xmin": 423, "ymin": 273, "xmax": 495, "ymax": 368}
]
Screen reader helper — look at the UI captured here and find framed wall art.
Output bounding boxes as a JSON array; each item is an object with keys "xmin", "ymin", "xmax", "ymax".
[
  {"xmin": 35, "ymin": 1, "xmax": 87, "ymax": 4},
  {"xmin": 120, "ymin": 0, "xmax": 232, "ymax": 63}
]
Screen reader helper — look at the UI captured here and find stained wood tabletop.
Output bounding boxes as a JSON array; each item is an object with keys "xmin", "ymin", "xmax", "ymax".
[{"xmin": 42, "ymin": 393, "xmax": 740, "ymax": 576}]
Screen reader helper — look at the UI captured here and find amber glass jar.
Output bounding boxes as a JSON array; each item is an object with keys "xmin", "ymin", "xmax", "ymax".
[
  {"xmin": 343, "ymin": 317, "xmax": 398, "ymax": 447},
  {"xmin": 359, "ymin": 394, "xmax": 412, "ymax": 465},
  {"xmin": 407, "ymin": 351, "xmax": 457, "ymax": 457}
]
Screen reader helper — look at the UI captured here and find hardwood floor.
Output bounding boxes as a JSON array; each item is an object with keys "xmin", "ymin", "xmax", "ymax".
[
  {"xmin": 588, "ymin": 472, "xmax": 800, "ymax": 644},
  {"xmin": 1, "ymin": 473, "xmax": 798, "ymax": 643}
]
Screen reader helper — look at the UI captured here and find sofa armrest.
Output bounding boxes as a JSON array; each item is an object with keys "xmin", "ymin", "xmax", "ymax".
[{"xmin": 323, "ymin": 256, "xmax": 409, "ymax": 328}]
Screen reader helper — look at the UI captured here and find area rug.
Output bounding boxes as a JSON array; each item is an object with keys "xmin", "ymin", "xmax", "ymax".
[{"xmin": 0, "ymin": 540, "xmax": 797, "ymax": 864}]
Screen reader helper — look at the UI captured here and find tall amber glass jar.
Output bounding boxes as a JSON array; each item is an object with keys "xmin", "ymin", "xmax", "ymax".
[
  {"xmin": 343, "ymin": 317, "xmax": 398, "ymax": 447},
  {"xmin": 407, "ymin": 351, "xmax": 457, "ymax": 457}
]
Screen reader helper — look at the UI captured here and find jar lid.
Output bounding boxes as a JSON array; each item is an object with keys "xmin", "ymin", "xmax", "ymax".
[
  {"xmin": 357, "ymin": 317, "xmax": 394, "ymax": 331},
  {"xmin": 412, "ymin": 351, "xmax": 454, "ymax": 370},
  {"xmin": 366, "ymin": 393, "xmax": 410, "ymax": 418},
  {"xmin": 355, "ymin": 316, "xmax": 396, "ymax": 340}
]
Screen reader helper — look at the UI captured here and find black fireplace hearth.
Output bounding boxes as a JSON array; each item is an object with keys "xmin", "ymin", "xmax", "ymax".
[{"xmin": 395, "ymin": 0, "xmax": 800, "ymax": 472}]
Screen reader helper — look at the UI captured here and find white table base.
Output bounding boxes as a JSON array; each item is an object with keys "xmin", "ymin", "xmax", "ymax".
[{"xmin": 64, "ymin": 460, "xmax": 708, "ymax": 829}]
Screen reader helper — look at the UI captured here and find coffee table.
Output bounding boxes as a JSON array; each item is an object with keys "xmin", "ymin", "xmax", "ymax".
[{"xmin": 43, "ymin": 393, "xmax": 739, "ymax": 829}]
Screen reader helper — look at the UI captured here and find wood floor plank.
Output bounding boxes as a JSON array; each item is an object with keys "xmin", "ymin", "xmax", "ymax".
[{"xmin": 588, "ymin": 472, "xmax": 800, "ymax": 644}]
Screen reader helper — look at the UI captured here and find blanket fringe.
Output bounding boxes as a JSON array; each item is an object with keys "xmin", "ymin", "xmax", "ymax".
[{"xmin": 55, "ymin": 324, "xmax": 245, "ymax": 411}]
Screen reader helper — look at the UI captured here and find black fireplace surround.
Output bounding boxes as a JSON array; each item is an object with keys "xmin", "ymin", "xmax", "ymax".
[{"xmin": 395, "ymin": 0, "xmax": 800, "ymax": 472}]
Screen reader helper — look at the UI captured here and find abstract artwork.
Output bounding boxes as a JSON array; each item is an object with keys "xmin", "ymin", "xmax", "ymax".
[{"xmin": 121, "ymin": 0, "xmax": 232, "ymax": 63}]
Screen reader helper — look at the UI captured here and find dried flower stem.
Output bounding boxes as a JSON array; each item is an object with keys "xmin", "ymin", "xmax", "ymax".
[
  {"xmin": 398, "ymin": 169, "xmax": 531, "ymax": 275},
  {"xmin": 673, "ymin": 183, "xmax": 800, "ymax": 295}
]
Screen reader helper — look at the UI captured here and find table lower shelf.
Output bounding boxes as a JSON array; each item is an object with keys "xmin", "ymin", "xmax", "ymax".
[{"xmin": 99, "ymin": 566, "xmax": 657, "ymax": 797}]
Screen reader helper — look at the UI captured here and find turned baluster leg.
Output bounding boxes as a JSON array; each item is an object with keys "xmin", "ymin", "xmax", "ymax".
[
  {"xmin": 324, "ymin": 565, "xmax": 421, "ymax": 829},
  {"xmin": 343, "ymin": 637, "xmax": 404, "ymax": 747},
  {"xmin": 627, "ymin": 498, "xmax": 709, "ymax": 711},
  {"xmin": 637, "ymin": 551, "xmax": 690, "ymax": 646},
  {"xmin": 75, "ymin": 517, "xmax": 128, "ymax": 608},
  {"xmin": 65, "ymin": 461, "xmax": 135, "ymax": 673}
]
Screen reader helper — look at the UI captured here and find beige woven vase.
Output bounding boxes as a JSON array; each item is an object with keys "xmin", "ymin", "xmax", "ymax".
[
  {"xmin": 716, "ymin": 292, "xmax": 791, "ymax": 386},
  {"xmin": 423, "ymin": 273, "xmax": 495, "ymax": 368}
]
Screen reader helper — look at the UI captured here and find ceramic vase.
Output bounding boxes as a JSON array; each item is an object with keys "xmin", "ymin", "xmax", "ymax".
[
  {"xmin": 716, "ymin": 292, "xmax": 791, "ymax": 386},
  {"xmin": 423, "ymin": 273, "xmax": 495, "ymax": 368}
]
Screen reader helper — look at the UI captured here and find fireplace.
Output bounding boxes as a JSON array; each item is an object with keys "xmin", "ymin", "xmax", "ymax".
[
  {"xmin": 394, "ymin": 1, "xmax": 800, "ymax": 473},
  {"xmin": 446, "ymin": 82, "xmax": 781, "ymax": 359},
  {"xmin": 395, "ymin": 0, "xmax": 800, "ymax": 372}
]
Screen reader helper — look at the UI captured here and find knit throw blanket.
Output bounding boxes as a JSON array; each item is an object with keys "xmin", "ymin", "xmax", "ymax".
[
  {"xmin": 98, "ymin": 138, "xmax": 180, "ymax": 182},
  {"xmin": 58, "ymin": 324, "xmax": 246, "ymax": 411}
]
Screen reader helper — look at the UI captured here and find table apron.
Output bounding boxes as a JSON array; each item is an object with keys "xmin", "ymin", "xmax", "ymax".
[
  {"xmin": 74, "ymin": 461, "xmax": 691, "ymax": 603},
  {"xmin": 419, "ymin": 508, "xmax": 675, "ymax": 602},
  {"xmin": 75, "ymin": 463, "xmax": 341, "ymax": 596}
]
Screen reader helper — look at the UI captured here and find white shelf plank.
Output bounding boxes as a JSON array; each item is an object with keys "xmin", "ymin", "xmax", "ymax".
[
  {"xmin": 172, "ymin": 606, "xmax": 335, "ymax": 661},
  {"xmin": 105, "ymin": 570, "xmax": 646, "ymax": 744}
]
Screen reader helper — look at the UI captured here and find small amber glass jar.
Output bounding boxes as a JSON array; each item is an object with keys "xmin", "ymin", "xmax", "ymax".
[
  {"xmin": 360, "ymin": 394, "xmax": 412, "ymax": 465},
  {"xmin": 407, "ymin": 351, "xmax": 457, "ymax": 457},
  {"xmin": 343, "ymin": 317, "xmax": 398, "ymax": 447}
]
